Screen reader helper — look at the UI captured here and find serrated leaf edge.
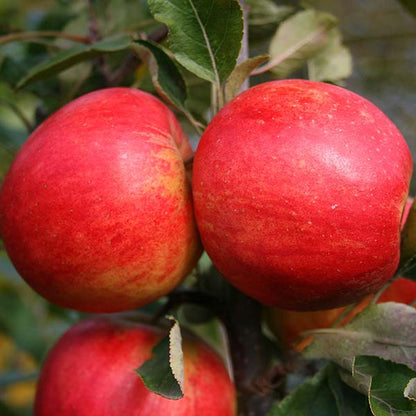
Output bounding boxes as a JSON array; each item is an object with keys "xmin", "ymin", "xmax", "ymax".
[
  {"xmin": 167, "ymin": 316, "xmax": 184, "ymax": 392},
  {"xmin": 404, "ymin": 378, "xmax": 416, "ymax": 401}
]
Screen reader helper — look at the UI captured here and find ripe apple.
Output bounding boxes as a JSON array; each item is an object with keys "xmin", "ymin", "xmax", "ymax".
[
  {"xmin": 267, "ymin": 277, "xmax": 416, "ymax": 351},
  {"xmin": 267, "ymin": 196, "xmax": 416, "ymax": 351},
  {"xmin": 34, "ymin": 316, "xmax": 236, "ymax": 416},
  {"xmin": 0, "ymin": 88, "xmax": 201, "ymax": 312},
  {"xmin": 193, "ymin": 79, "xmax": 412, "ymax": 311}
]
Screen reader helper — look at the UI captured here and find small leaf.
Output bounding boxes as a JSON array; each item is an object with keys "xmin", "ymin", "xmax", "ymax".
[
  {"xmin": 134, "ymin": 39, "xmax": 187, "ymax": 112},
  {"xmin": 136, "ymin": 318, "xmax": 184, "ymax": 400},
  {"xmin": 304, "ymin": 303, "xmax": 416, "ymax": 371},
  {"xmin": 349, "ymin": 356, "xmax": 416, "ymax": 416},
  {"xmin": 404, "ymin": 378, "xmax": 416, "ymax": 401},
  {"xmin": 307, "ymin": 27, "xmax": 352, "ymax": 84},
  {"xmin": 266, "ymin": 9, "xmax": 338, "ymax": 78},
  {"xmin": 148, "ymin": 0, "xmax": 244, "ymax": 85},
  {"xmin": 168, "ymin": 317, "xmax": 184, "ymax": 392},
  {"xmin": 224, "ymin": 55, "xmax": 269, "ymax": 102},
  {"xmin": 245, "ymin": 0, "xmax": 294, "ymax": 26},
  {"xmin": 16, "ymin": 34, "xmax": 132, "ymax": 89}
]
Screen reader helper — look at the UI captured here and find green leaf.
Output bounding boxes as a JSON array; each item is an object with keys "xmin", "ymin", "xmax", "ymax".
[
  {"xmin": 147, "ymin": 0, "xmax": 244, "ymax": 85},
  {"xmin": 268, "ymin": 364, "xmax": 370, "ymax": 416},
  {"xmin": 404, "ymin": 378, "xmax": 416, "ymax": 401},
  {"xmin": 307, "ymin": 27, "xmax": 352, "ymax": 83},
  {"xmin": 266, "ymin": 9, "xmax": 338, "ymax": 78},
  {"xmin": 246, "ymin": 0, "xmax": 294, "ymax": 26},
  {"xmin": 304, "ymin": 303, "xmax": 416, "ymax": 371},
  {"xmin": 347, "ymin": 356, "xmax": 416, "ymax": 415},
  {"xmin": 168, "ymin": 317, "xmax": 184, "ymax": 391},
  {"xmin": 327, "ymin": 367, "xmax": 372, "ymax": 416},
  {"xmin": 224, "ymin": 55, "xmax": 269, "ymax": 102},
  {"xmin": 16, "ymin": 34, "xmax": 132, "ymax": 89},
  {"xmin": 136, "ymin": 317, "xmax": 184, "ymax": 400},
  {"xmin": 268, "ymin": 366, "xmax": 338, "ymax": 416},
  {"xmin": 134, "ymin": 39, "xmax": 187, "ymax": 112}
]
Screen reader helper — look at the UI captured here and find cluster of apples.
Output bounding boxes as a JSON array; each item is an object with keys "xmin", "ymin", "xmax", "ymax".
[{"xmin": 0, "ymin": 80, "xmax": 412, "ymax": 414}]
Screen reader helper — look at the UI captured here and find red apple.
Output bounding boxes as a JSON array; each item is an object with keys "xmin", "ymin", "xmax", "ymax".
[
  {"xmin": 193, "ymin": 79, "xmax": 412, "ymax": 311},
  {"xmin": 268, "ymin": 198, "xmax": 416, "ymax": 351},
  {"xmin": 267, "ymin": 277, "xmax": 416, "ymax": 351},
  {"xmin": 34, "ymin": 316, "xmax": 236, "ymax": 415},
  {"xmin": 0, "ymin": 88, "xmax": 201, "ymax": 312}
]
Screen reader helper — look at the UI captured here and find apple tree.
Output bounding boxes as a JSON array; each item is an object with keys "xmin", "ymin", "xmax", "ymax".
[{"xmin": 1, "ymin": 1, "xmax": 416, "ymax": 415}]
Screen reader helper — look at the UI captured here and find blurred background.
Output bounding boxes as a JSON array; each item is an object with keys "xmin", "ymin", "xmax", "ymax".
[{"xmin": 0, "ymin": 1, "xmax": 415, "ymax": 414}]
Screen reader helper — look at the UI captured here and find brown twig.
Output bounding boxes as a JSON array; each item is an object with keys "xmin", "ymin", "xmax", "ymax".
[
  {"xmin": 87, "ymin": 0, "xmax": 112, "ymax": 85},
  {"xmin": 0, "ymin": 31, "xmax": 91, "ymax": 46}
]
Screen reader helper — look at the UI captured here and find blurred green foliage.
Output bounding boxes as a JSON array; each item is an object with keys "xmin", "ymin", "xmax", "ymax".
[{"xmin": 0, "ymin": 0, "xmax": 415, "ymax": 414}]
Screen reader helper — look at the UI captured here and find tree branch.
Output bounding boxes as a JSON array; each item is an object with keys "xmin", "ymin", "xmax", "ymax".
[
  {"xmin": 221, "ymin": 287, "xmax": 281, "ymax": 416},
  {"xmin": 0, "ymin": 31, "xmax": 90, "ymax": 46}
]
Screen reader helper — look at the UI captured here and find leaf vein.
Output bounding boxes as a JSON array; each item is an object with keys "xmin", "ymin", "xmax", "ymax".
[{"xmin": 187, "ymin": 0, "xmax": 220, "ymax": 87}]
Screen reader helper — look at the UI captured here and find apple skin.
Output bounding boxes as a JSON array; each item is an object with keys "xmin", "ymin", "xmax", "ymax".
[
  {"xmin": 267, "ymin": 277, "xmax": 416, "ymax": 351},
  {"xmin": 34, "ymin": 316, "xmax": 236, "ymax": 416},
  {"xmin": 267, "ymin": 197, "xmax": 416, "ymax": 351},
  {"xmin": 193, "ymin": 79, "xmax": 412, "ymax": 311},
  {"xmin": 0, "ymin": 88, "xmax": 201, "ymax": 312}
]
